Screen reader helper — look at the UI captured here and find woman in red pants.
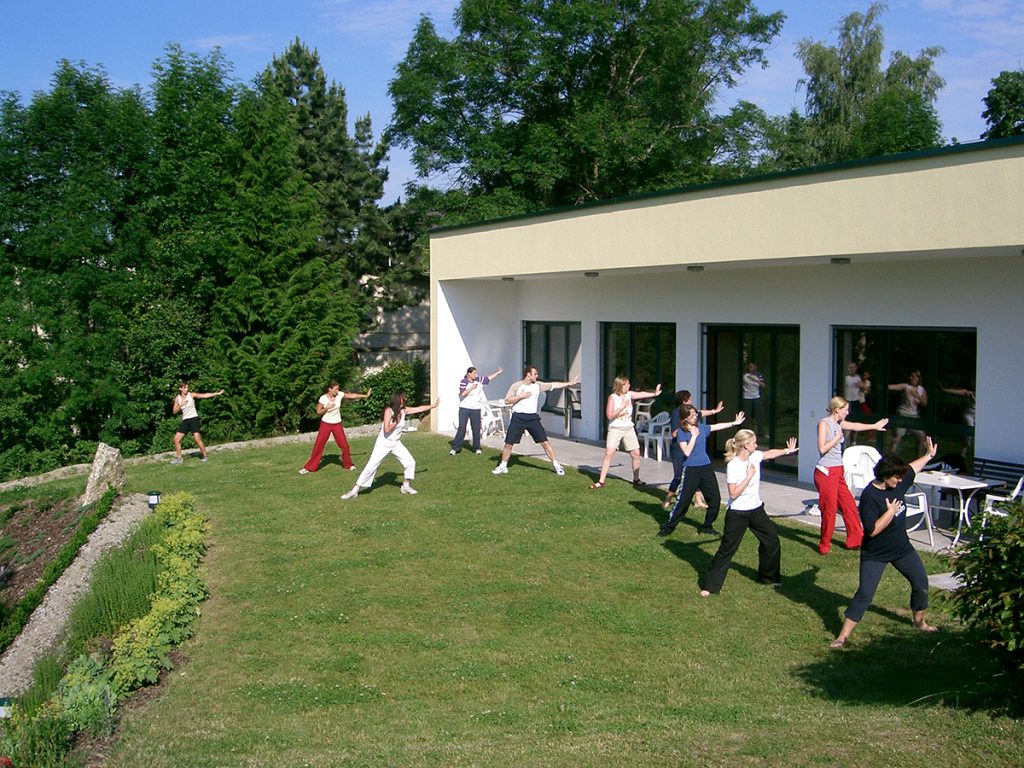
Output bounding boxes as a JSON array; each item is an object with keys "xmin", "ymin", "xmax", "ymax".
[
  {"xmin": 300, "ymin": 382, "xmax": 371, "ymax": 474},
  {"xmin": 815, "ymin": 396, "xmax": 888, "ymax": 554}
]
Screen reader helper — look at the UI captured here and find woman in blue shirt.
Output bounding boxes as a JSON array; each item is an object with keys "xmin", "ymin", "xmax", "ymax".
[
  {"xmin": 830, "ymin": 436, "xmax": 939, "ymax": 649},
  {"xmin": 658, "ymin": 404, "xmax": 745, "ymax": 537}
]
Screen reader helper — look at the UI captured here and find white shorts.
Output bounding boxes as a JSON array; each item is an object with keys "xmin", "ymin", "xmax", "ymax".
[{"xmin": 605, "ymin": 423, "xmax": 640, "ymax": 452}]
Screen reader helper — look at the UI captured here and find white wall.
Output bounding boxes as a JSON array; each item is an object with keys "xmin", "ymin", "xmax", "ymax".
[{"xmin": 435, "ymin": 253, "xmax": 1022, "ymax": 482}]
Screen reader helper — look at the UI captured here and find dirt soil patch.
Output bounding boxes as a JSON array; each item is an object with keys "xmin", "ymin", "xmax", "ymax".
[{"xmin": 0, "ymin": 496, "xmax": 91, "ymax": 607}]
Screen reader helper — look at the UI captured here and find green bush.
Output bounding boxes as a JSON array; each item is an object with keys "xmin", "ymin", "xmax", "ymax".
[
  {"xmin": 61, "ymin": 515, "xmax": 163, "ymax": 661},
  {"xmin": 2, "ymin": 492, "xmax": 209, "ymax": 766},
  {"xmin": 58, "ymin": 655, "xmax": 114, "ymax": 737},
  {"xmin": 953, "ymin": 497, "xmax": 1024, "ymax": 674},
  {"xmin": 356, "ymin": 361, "xmax": 425, "ymax": 423},
  {"xmin": 108, "ymin": 492, "xmax": 208, "ymax": 698}
]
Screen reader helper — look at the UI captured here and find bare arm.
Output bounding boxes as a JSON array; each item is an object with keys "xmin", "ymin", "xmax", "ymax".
[
  {"xmin": 486, "ymin": 367, "xmax": 503, "ymax": 380},
  {"xmin": 631, "ymin": 384, "xmax": 662, "ymax": 400},
  {"xmin": 700, "ymin": 401, "xmax": 725, "ymax": 417},
  {"xmin": 908, "ymin": 436, "xmax": 938, "ymax": 475},
  {"xmin": 172, "ymin": 396, "xmax": 182, "ymax": 415},
  {"xmin": 405, "ymin": 398, "xmax": 440, "ymax": 416},
  {"xmin": 709, "ymin": 412, "xmax": 745, "ymax": 433},
  {"xmin": 817, "ymin": 419, "xmax": 842, "ymax": 455},
  {"xmin": 843, "ymin": 417, "xmax": 889, "ymax": 432},
  {"xmin": 192, "ymin": 390, "xmax": 225, "ymax": 399},
  {"xmin": 762, "ymin": 437, "xmax": 798, "ymax": 461},
  {"xmin": 342, "ymin": 388, "xmax": 372, "ymax": 400},
  {"xmin": 867, "ymin": 498, "xmax": 902, "ymax": 536}
]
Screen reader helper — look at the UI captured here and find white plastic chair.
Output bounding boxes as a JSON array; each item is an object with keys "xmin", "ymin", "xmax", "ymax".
[
  {"xmin": 842, "ymin": 445, "xmax": 882, "ymax": 497},
  {"xmin": 981, "ymin": 474, "xmax": 1023, "ymax": 529},
  {"xmin": 904, "ymin": 491, "xmax": 934, "ymax": 547},
  {"xmin": 633, "ymin": 398, "xmax": 655, "ymax": 433},
  {"xmin": 481, "ymin": 400, "xmax": 505, "ymax": 438},
  {"xmin": 639, "ymin": 411, "xmax": 671, "ymax": 462}
]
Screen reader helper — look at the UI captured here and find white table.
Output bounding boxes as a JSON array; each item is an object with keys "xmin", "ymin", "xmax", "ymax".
[{"xmin": 911, "ymin": 471, "xmax": 999, "ymax": 546}]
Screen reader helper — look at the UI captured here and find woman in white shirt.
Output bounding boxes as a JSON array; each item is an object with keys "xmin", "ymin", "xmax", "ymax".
[
  {"xmin": 590, "ymin": 377, "xmax": 661, "ymax": 489},
  {"xmin": 699, "ymin": 429, "xmax": 797, "ymax": 596}
]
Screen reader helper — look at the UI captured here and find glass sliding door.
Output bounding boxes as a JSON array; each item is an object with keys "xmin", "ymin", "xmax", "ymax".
[
  {"xmin": 600, "ymin": 322, "xmax": 676, "ymax": 431},
  {"xmin": 705, "ymin": 325, "xmax": 800, "ymax": 471}
]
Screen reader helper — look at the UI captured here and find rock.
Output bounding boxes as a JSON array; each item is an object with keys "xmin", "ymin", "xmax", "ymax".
[{"xmin": 80, "ymin": 442, "xmax": 126, "ymax": 509}]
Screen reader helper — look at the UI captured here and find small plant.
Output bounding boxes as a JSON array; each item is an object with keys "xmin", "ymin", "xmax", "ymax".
[{"xmin": 953, "ymin": 497, "xmax": 1024, "ymax": 674}]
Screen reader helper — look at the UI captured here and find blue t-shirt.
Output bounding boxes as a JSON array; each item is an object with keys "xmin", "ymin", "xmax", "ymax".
[
  {"xmin": 859, "ymin": 468, "xmax": 916, "ymax": 561},
  {"xmin": 677, "ymin": 422, "xmax": 712, "ymax": 467}
]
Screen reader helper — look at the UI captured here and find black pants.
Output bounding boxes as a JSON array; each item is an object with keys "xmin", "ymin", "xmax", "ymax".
[
  {"xmin": 844, "ymin": 551, "xmax": 929, "ymax": 623},
  {"xmin": 451, "ymin": 408, "xmax": 482, "ymax": 452},
  {"xmin": 701, "ymin": 505, "xmax": 781, "ymax": 594},
  {"xmin": 663, "ymin": 464, "xmax": 721, "ymax": 531}
]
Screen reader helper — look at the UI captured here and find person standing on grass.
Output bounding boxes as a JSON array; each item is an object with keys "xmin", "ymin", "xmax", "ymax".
[
  {"xmin": 341, "ymin": 391, "xmax": 439, "ymax": 499},
  {"xmin": 699, "ymin": 430, "xmax": 797, "ymax": 597},
  {"xmin": 491, "ymin": 365, "xmax": 579, "ymax": 477},
  {"xmin": 830, "ymin": 437, "xmax": 940, "ymax": 649},
  {"xmin": 451, "ymin": 365, "xmax": 503, "ymax": 455},
  {"xmin": 590, "ymin": 377, "xmax": 662, "ymax": 489},
  {"xmin": 658, "ymin": 405, "xmax": 745, "ymax": 537},
  {"xmin": 663, "ymin": 390, "xmax": 725, "ymax": 510},
  {"xmin": 300, "ymin": 382, "xmax": 372, "ymax": 474},
  {"xmin": 814, "ymin": 396, "xmax": 890, "ymax": 555},
  {"xmin": 171, "ymin": 382, "xmax": 224, "ymax": 464}
]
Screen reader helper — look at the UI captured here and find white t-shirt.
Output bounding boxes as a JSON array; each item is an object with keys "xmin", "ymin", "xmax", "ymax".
[
  {"xmin": 742, "ymin": 373, "xmax": 762, "ymax": 399},
  {"xmin": 844, "ymin": 374, "xmax": 863, "ymax": 402},
  {"xmin": 608, "ymin": 393, "xmax": 634, "ymax": 427},
  {"xmin": 727, "ymin": 450, "xmax": 764, "ymax": 511},
  {"xmin": 177, "ymin": 393, "xmax": 198, "ymax": 420},
  {"xmin": 318, "ymin": 393, "xmax": 343, "ymax": 424},
  {"xmin": 506, "ymin": 380, "xmax": 555, "ymax": 415}
]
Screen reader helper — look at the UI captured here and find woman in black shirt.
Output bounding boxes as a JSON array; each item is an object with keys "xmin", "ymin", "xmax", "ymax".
[{"xmin": 830, "ymin": 437, "xmax": 939, "ymax": 649}]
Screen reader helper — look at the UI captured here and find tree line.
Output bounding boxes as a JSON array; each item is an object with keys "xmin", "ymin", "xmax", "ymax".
[{"xmin": 2, "ymin": 2, "xmax": 1021, "ymax": 480}]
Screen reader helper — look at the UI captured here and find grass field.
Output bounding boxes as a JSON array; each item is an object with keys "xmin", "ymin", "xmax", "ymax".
[{"xmin": 102, "ymin": 434, "xmax": 1021, "ymax": 767}]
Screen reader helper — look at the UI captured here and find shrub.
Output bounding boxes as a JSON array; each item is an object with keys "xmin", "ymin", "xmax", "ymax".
[
  {"xmin": 108, "ymin": 492, "xmax": 208, "ymax": 698},
  {"xmin": 953, "ymin": 497, "xmax": 1024, "ymax": 674},
  {"xmin": 356, "ymin": 361, "xmax": 420, "ymax": 423},
  {"xmin": 61, "ymin": 515, "xmax": 163, "ymax": 661}
]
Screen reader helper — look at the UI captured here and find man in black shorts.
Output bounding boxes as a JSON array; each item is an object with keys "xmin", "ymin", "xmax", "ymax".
[{"xmin": 491, "ymin": 366, "xmax": 579, "ymax": 476}]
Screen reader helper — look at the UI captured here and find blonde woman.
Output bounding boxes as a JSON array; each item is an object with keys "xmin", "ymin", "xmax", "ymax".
[
  {"xmin": 591, "ymin": 377, "xmax": 662, "ymax": 489},
  {"xmin": 815, "ymin": 397, "xmax": 889, "ymax": 555},
  {"xmin": 699, "ymin": 429, "xmax": 797, "ymax": 596}
]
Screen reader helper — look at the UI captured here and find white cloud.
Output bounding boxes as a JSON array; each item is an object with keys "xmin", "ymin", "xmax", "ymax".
[{"xmin": 319, "ymin": 0, "xmax": 458, "ymax": 49}]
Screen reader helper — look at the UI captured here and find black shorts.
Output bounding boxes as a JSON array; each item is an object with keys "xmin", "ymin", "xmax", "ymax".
[
  {"xmin": 505, "ymin": 413, "xmax": 547, "ymax": 445},
  {"xmin": 177, "ymin": 417, "xmax": 201, "ymax": 435}
]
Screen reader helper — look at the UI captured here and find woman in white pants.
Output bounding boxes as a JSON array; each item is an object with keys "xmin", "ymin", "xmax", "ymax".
[{"xmin": 341, "ymin": 391, "xmax": 438, "ymax": 499}]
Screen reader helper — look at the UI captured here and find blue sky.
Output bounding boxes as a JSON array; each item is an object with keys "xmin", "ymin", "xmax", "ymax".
[{"xmin": 4, "ymin": 1, "xmax": 1022, "ymax": 203}]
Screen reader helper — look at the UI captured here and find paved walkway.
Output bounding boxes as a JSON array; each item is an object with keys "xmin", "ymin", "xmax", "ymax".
[{"xmin": 470, "ymin": 430, "xmax": 964, "ymax": 590}]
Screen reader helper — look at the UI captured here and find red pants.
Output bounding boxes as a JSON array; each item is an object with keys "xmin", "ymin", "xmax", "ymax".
[
  {"xmin": 813, "ymin": 464, "xmax": 863, "ymax": 554},
  {"xmin": 303, "ymin": 420, "xmax": 353, "ymax": 471}
]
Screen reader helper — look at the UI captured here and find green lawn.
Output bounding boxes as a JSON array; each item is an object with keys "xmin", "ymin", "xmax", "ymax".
[{"xmin": 105, "ymin": 434, "xmax": 1021, "ymax": 767}]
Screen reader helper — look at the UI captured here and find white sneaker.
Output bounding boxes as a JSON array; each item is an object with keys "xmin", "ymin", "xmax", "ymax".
[
  {"xmin": 169, "ymin": 457, "xmax": 183, "ymax": 465},
  {"xmin": 341, "ymin": 488, "xmax": 359, "ymax": 500},
  {"xmin": 553, "ymin": 463, "xmax": 565, "ymax": 476},
  {"xmin": 492, "ymin": 465, "xmax": 508, "ymax": 475},
  {"xmin": 475, "ymin": 450, "xmax": 482, "ymax": 455},
  {"xmin": 401, "ymin": 485, "xmax": 418, "ymax": 495},
  {"xmin": 299, "ymin": 468, "xmax": 309, "ymax": 475},
  {"xmin": 449, "ymin": 449, "xmax": 457, "ymax": 456}
]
